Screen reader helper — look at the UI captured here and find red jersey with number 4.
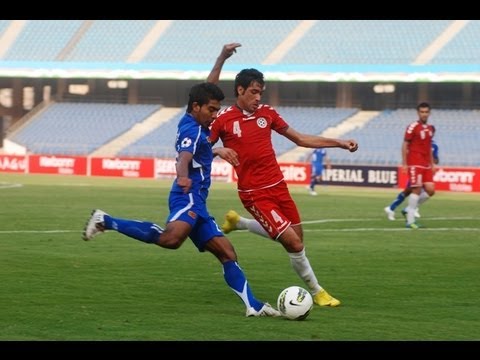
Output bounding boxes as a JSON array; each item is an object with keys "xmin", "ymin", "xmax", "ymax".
[
  {"xmin": 404, "ymin": 121, "xmax": 435, "ymax": 167},
  {"xmin": 210, "ymin": 104, "xmax": 289, "ymax": 191}
]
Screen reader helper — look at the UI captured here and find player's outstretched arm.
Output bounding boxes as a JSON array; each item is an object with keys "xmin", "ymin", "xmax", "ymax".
[
  {"xmin": 207, "ymin": 43, "xmax": 242, "ymax": 84},
  {"xmin": 283, "ymin": 127, "xmax": 359, "ymax": 152}
]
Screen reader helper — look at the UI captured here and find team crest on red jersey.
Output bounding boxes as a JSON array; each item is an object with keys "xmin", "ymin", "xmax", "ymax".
[{"xmin": 257, "ymin": 117, "xmax": 267, "ymax": 128}]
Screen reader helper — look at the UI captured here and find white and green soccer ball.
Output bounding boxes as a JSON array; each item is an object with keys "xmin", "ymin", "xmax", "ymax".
[{"xmin": 277, "ymin": 286, "xmax": 313, "ymax": 320}]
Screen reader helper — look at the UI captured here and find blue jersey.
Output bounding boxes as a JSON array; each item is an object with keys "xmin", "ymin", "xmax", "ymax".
[
  {"xmin": 432, "ymin": 140, "xmax": 439, "ymax": 162},
  {"xmin": 311, "ymin": 148, "xmax": 328, "ymax": 177},
  {"xmin": 167, "ymin": 113, "xmax": 222, "ymax": 251},
  {"xmin": 171, "ymin": 113, "xmax": 213, "ymax": 201},
  {"xmin": 311, "ymin": 148, "xmax": 327, "ymax": 167}
]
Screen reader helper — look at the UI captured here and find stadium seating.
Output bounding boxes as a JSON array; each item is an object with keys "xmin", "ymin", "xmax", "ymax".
[
  {"xmin": 430, "ymin": 21, "xmax": 480, "ymax": 64},
  {"xmin": 4, "ymin": 20, "xmax": 477, "ymax": 66},
  {"xmin": 9, "ymin": 102, "xmax": 161, "ymax": 155},
  {"xmin": 1, "ymin": 21, "xmax": 479, "ymax": 167},
  {"xmin": 330, "ymin": 109, "xmax": 480, "ymax": 167},
  {"xmin": 272, "ymin": 106, "xmax": 358, "ymax": 155},
  {"xmin": 281, "ymin": 20, "xmax": 453, "ymax": 64},
  {"xmin": 3, "ymin": 20, "xmax": 84, "ymax": 61},
  {"xmin": 118, "ymin": 108, "xmax": 184, "ymax": 158},
  {"xmin": 65, "ymin": 20, "xmax": 157, "ymax": 62},
  {"xmin": 7, "ymin": 102, "xmax": 480, "ymax": 167}
]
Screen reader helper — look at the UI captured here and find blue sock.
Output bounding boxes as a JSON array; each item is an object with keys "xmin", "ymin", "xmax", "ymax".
[
  {"xmin": 390, "ymin": 192, "xmax": 406, "ymax": 211},
  {"xmin": 223, "ymin": 260, "xmax": 263, "ymax": 311},
  {"xmin": 310, "ymin": 178, "xmax": 316, "ymax": 190},
  {"xmin": 104, "ymin": 215, "xmax": 162, "ymax": 244}
]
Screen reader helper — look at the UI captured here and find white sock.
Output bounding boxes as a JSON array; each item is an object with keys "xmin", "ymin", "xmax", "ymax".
[
  {"xmin": 407, "ymin": 193, "xmax": 420, "ymax": 224},
  {"xmin": 238, "ymin": 217, "xmax": 270, "ymax": 239},
  {"xmin": 418, "ymin": 191, "xmax": 430, "ymax": 206},
  {"xmin": 288, "ymin": 248, "xmax": 321, "ymax": 294}
]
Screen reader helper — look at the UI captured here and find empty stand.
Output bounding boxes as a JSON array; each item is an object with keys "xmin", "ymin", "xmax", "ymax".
[
  {"xmin": 9, "ymin": 102, "xmax": 161, "ymax": 155},
  {"xmin": 3, "ymin": 20, "xmax": 84, "ymax": 61},
  {"xmin": 330, "ymin": 109, "xmax": 480, "ymax": 167}
]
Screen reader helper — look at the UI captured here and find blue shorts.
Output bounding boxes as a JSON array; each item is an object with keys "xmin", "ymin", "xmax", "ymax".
[{"xmin": 167, "ymin": 191, "xmax": 223, "ymax": 252}]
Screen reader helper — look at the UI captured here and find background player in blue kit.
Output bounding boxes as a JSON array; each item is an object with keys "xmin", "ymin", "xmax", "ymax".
[
  {"xmin": 82, "ymin": 82, "xmax": 280, "ymax": 317},
  {"xmin": 305, "ymin": 148, "xmax": 331, "ymax": 196}
]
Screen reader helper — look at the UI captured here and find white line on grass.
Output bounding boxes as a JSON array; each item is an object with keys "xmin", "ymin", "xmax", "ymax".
[
  {"xmin": 1, "ymin": 217, "xmax": 477, "ymax": 234},
  {"xmin": 57, "ymin": 183, "xmax": 92, "ymax": 186},
  {"xmin": 303, "ymin": 228, "xmax": 480, "ymax": 232},
  {"xmin": 0, "ymin": 182, "xmax": 23, "ymax": 189},
  {"xmin": 302, "ymin": 217, "xmax": 477, "ymax": 224},
  {"xmin": 1, "ymin": 227, "xmax": 479, "ymax": 234}
]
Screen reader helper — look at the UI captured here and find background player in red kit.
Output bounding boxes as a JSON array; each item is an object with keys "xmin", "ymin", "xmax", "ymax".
[
  {"xmin": 207, "ymin": 43, "xmax": 358, "ymax": 307},
  {"xmin": 402, "ymin": 102, "xmax": 436, "ymax": 228}
]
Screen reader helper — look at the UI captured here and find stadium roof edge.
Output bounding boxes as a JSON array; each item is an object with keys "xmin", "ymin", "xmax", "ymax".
[{"xmin": 0, "ymin": 61, "xmax": 479, "ymax": 82}]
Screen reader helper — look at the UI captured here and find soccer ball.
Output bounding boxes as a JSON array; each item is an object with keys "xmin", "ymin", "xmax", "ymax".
[{"xmin": 277, "ymin": 286, "xmax": 313, "ymax": 320}]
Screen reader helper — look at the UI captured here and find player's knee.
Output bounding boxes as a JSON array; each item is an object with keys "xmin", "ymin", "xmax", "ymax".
[
  {"xmin": 224, "ymin": 251, "xmax": 237, "ymax": 262},
  {"xmin": 292, "ymin": 243, "xmax": 304, "ymax": 253},
  {"xmin": 212, "ymin": 249, "xmax": 237, "ymax": 263},
  {"xmin": 283, "ymin": 241, "xmax": 304, "ymax": 253},
  {"xmin": 162, "ymin": 241, "xmax": 182, "ymax": 250},
  {"xmin": 221, "ymin": 243, "xmax": 238, "ymax": 261},
  {"xmin": 158, "ymin": 234, "xmax": 182, "ymax": 249}
]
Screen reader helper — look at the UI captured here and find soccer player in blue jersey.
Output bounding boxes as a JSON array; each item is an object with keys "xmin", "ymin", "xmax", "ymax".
[
  {"xmin": 82, "ymin": 82, "xmax": 280, "ymax": 317},
  {"xmin": 384, "ymin": 138, "xmax": 439, "ymax": 221},
  {"xmin": 305, "ymin": 148, "xmax": 331, "ymax": 196}
]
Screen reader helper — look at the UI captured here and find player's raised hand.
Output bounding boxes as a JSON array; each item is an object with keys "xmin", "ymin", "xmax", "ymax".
[
  {"xmin": 207, "ymin": 43, "xmax": 242, "ymax": 84},
  {"xmin": 221, "ymin": 43, "xmax": 242, "ymax": 60}
]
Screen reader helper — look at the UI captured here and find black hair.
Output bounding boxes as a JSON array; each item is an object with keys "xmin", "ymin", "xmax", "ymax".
[
  {"xmin": 234, "ymin": 68, "xmax": 265, "ymax": 97},
  {"xmin": 417, "ymin": 102, "xmax": 431, "ymax": 110},
  {"xmin": 187, "ymin": 82, "xmax": 225, "ymax": 112}
]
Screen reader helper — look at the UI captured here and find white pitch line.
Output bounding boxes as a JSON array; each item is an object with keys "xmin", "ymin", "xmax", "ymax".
[
  {"xmin": 0, "ymin": 217, "xmax": 477, "ymax": 234},
  {"xmin": 303, "ymin": 228, "xmax": 480, "ymax": 232},
  {"xmin": 1, "ymin": 228, "xmax": 478, "ymax": 234},
  {"xmin": 302, "ymin": 218, "xmax": 371, "ymax": 224},
  {"xmin": 302, "ymin": 216, "xmax": 477, "ymax": 224},
  {"xmin": 230, "ymin": 227, "xmax": 480, "ymax": 233},
  {"xmin": 0, "ymin": 182, "xmax": 23, "ymax": 189},
  {"xmin": 0, "ymin": 182, "xmax": 91, "ymax": 189},
  {"xmin": 57, "ymin": 183, "xmax": 92, "ymax": 187}
]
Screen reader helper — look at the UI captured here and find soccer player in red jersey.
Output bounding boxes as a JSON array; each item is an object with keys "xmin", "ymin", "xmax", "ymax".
[
  {"xmin": 384, "ymin": 131, "xmax": 439, "ymax": 221},
  {"xmin": 401, "ymin": 102, "xmax": 436, "ymax": 228},
  {"xmin": 207, "ymin": 43, "xmax": 358, "ymax": 307}
]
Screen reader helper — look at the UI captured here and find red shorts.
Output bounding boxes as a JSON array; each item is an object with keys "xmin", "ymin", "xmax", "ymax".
[
  {"xmin": 408, "ymin": 165, "xmax": 434, "ymax": 188},
  {"xmin": 238, "ymin": 180, "xmax": 301, "ymax": 240}
]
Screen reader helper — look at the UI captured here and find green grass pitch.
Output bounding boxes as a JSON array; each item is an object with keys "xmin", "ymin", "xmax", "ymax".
[{"xmin": 0, "ymin": 173, "xmax": 479, "ymax": 340}]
